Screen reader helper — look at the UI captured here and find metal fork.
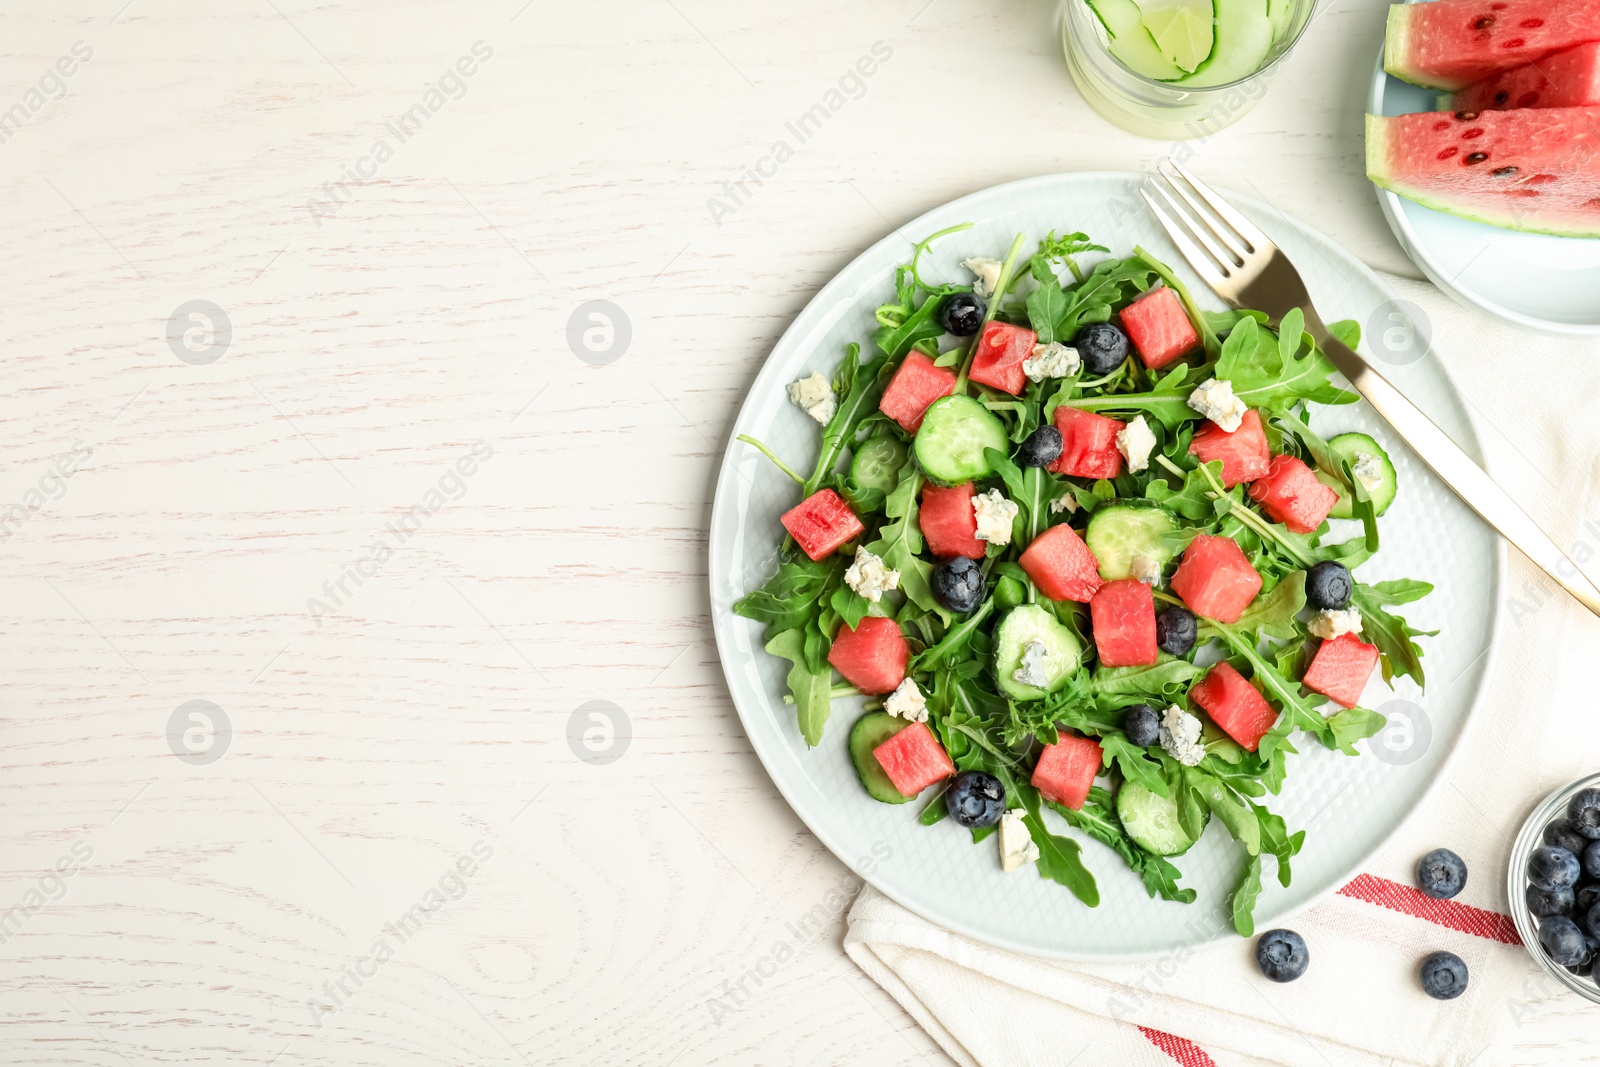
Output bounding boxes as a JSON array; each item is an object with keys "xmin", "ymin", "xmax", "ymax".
[{"xmin": 1142, "ymin": 159, "xmax": 1600, "ymax": 618}]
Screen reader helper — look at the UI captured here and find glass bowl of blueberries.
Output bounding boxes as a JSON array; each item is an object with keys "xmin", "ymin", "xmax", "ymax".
[{"xmin": 1508, "ymin": 774, "xmax": 1600, "ymax": 1002}]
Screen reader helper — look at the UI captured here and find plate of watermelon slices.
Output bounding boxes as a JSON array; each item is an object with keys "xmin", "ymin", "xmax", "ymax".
[{"xmin": 1368, "ymin": 0, "xmax": 1600, "ymax": 334}]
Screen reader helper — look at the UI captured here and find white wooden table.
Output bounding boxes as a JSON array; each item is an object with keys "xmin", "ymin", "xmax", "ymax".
[{"xmin": 1, "ymin": 2, "xmax": 1594, "ymax": 1064}]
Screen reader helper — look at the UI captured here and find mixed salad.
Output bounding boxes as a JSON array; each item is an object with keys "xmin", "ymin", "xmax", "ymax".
[{"xmin": 733, "ymin": 225, "xmax": 1434, "ymax": 935}]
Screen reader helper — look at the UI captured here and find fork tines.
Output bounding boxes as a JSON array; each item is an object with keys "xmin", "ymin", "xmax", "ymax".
[{"xmin": 1140, "ymin": 160, "xmax": 1276, "ymax": 296}]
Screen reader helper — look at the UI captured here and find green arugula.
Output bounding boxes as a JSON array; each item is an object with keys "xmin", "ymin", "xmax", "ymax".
[{"xmin": 764, "ymin": 629, "xmax": 835, "ymax": 747}]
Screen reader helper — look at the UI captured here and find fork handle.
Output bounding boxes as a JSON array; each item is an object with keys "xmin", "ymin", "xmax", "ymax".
[{"xmin": 1305, "ymin": 312, "xmax": 1600, "ymax": 619}]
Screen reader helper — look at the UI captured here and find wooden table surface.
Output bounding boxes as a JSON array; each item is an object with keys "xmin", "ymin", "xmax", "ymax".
[{"xmin": 1, "ymin": 1, "xmax": 1594, "ymax": 1064}]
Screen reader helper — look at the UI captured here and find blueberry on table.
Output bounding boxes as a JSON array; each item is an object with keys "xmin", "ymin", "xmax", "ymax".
[
  {"xmin": 1305, "ymin": 561, "xmax": 1353, "ymax": 611},
  {"xmin": 1254, "ymin": 929, "xmax": 1309, "ymax": 982},
  {"xmin": 1155, "ymin": 605, "xmax": 1198, "ymax": 656},
  {"xmin": 1018, "ymin": 425, "xmax": 1064, "ymax": 469},
  {"xmin": 1540, "ymin": 915, "xmax": 1590, "ymax": 967},
  {"xmin": 1122, "ymin": 703, "xmax": 1161, "ymax": 748},
  {"xmin": 1545, "ymin": 819, "xmax": 1591, "ymax": 857},
  {"xmin": 1568, "ymin": 788, "xmax": 1600, "ymax": 839},
  {"xmin": 1529, "ymin": 845, "xmax": 1582, "ymax": 892},
  {"xmin": 932, "ymin": 556, "xmax": 984, "ymax": 614},
  {"xmin": 1418, "ymin": 951, "xmax": 1469, "ymax": 1000},
  {"xmin": 1528, "ymin": 883, "xmax": 1575, "ymax": 918},
  {"xmin": 1415, "ymin": 848, "xmax": 1468, "ymax": 900},
  {"xmin": 939, "ymin": 293, "xmax": 985, "ymax": 337},
  {"xmin": 1074, "ymin": 321, "xmax": 1129, "ymax": 375},
  {"xmin": 945, "ymin": 770, "xmax": 1005, "ymax": 829}
]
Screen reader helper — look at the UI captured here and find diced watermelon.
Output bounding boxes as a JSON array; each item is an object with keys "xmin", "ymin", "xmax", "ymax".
[
  {"xmin": 1249, "ymin": 454, "xmax": 1340, "ymax": 534},
  {"xmin": 1453, "ymin": 42, "xmax": 1600, "ymax": 112},
  {"xmin": 1090, "ymin": 579, "xmax": 1158, "ymax": 668},
  {"xmin": 872, "ymin": 721, "xmax": 955, "ymax": 797},
  {"xmin": 827, "ymin": 616, "xmax": 909, "ymax": 695},
  {"xmin": 969, "ymin": 321, "xmax": 1035, "ymax": 396},
  {"xmin": 1190, "ymin": 662, "xmax": 1279, "ymax": 752},
  {"xmin": 781, "ymin": 489, "xmax": 864, "ymax": 561},
  {"xmin": 1119, "ymin": 287, "xmax": 1199, "ymax": 370},
  {"xmin": 1050, "ymin": 407, "xmax": 1125, "ymax": 480},
  {"xmin": 1019, "ymin": 524, "xmax": 1104, "ymax": 603},
  {"xmin": 1384, "ymin": 0, "xmax": 1600, "ymax": 90},
  {"xmin": 1189, "ymin": 409, "xmax": 1271, "ymax": 488},
  {"xmin": 920, "ymin": 482, "xmax": 985, "ymax": 559},
  {"xmin": 879, "ymin": 351, "xmax": 957, "ymax": 433},
  {"xmin": 1031, "ymin": 733, "xmax": 1103, "ymax": 811},
  {"xmin": 1170, "ymin": 534, "xmax": 1262, "ymax": 624},
  {"xmin": 1302, "ymin": 633, "xmax": 1381, "ymax": 709}
]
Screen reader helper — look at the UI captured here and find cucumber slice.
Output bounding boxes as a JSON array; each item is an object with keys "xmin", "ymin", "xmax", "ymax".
[
  {"xmin": 1117, "ymin": 780, "xmax": 1209, "ymax": 856},
  {"xmin": 993, "ymin": 605, "xmax": 1083, "ymax": 701},
  {"xmin": 1086, "ymin": 0, "xmax": 1186, "ymax": 81},
  {"xmin": 849, "ymin": 712, "xmax": 915, "ymax": 804},
  {"xmin": 1316, "ymin": 433, "xmax": 1398, "ymax": 519},
  {"xmin": 849, "ymin": 436, "xmax": 908, "ymax": 494},
  {"xmin": 914, "ymin": 395, "xmax": 1009, "ymax": 486},
  {"xmin": 1266, "ymin": 0, "xmax": 1295, "ymax": 43},
  {"xmin": 1171, "ymin": 0, "xmax": 1273, "ymax": 87},
  {"xmin": 1139, "ymin": 0, "xmax": 1215, "ymax": 74},
  {"xmin": 1084, "ymin": 504, "xmax": 1177, "ymax": 581}
]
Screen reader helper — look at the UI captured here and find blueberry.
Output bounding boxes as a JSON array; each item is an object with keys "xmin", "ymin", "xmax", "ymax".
[
  {"xmin": 1545, "ymin": 819, "xmax": 1591, "ymax": 857},
  {"xmin": 1578, "ymin": 884, "xmax": 1600, "ymax": 915},
  {"xmin": 1254, "ymin": 929, "xmax": 1309, "ymax": 982},
  {"xmin": 931, "ymin": 556, "xmax": 984, "ymax": 614},
  {"xmin": 1018, "ymin": 425, "xmax": 1063, "ymax": 469},
  {"xmin": 1415, "ymin": 848, "xmax": 1468, "ymax": 900},
  {"xmin": 1074, "ymin": 321, "xmax": 1128, "ymax": 375},
  {"xmin": 1587, "ymin": 901, "xmax": 1600, "ymax": 941},
  {"xmin": 1305, "ymin": 561, "xmax": 1353, "ymax": 611},
  {"xmin": 1540, "ymin": 914, "xmax": 1589, "ymax": 966},
  {"xmin": 940, "ymin": 293, "xmax": 985, "ymax": 337},
  {"xmin": 1155, "ymin": 605, "xmax": 1198, "ymax": 656},
  {"xmin": 1418, "ymin": 951, "xmax": 1469, "ymax": 1000},
  {"xmin": 1122, "ymin": 704, "xmax": 1161, "ymax": 748},
  {"xmin": 1529, "ymin": 845, "xmax": 1582, "ymax": 891},
  {"xmin": 1568, "ymin": 788, "xmax": 1600, "ymax": 839},
  {"xmin": 945, "ymin": 770, "xmax": 1005, "ymax": 829},
  {"xmin": 1528, "ymin": 883, "xmax": 1575, "ymax": 918}
]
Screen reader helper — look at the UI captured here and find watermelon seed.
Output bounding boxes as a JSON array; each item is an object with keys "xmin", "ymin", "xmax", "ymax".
[
  {"xmin": 1489, "ymin": 2, "xmax": 1507, "ymax": 8},
  {"xmin": 1473, "ymin": 15, "xmax": 1495, "ymax": 28},
  {"xmin": 1464, "ymin": 152, "xmax": 1489, "ymax": 165},
  {"xmin": 1434, "ymin": 120, "xmax": 1452, "ymax": 131},
  {"xmin": 1491, "ymin": 166, "xmax": 1518, "ymax": 177},
  {"xmin": 1520, "ymin": 17, "xmax": 1544, "ymax": 28},
  {"xmin": 1462, "ymin": 128, "xmax": 1485, "ymax": 139},
  {"xmin": 1518, "ymin": 91, "xmax": 1541, "ymax": 107},
  {"xmin": 1438, "ymin": 146, "xmax": 1460, "ymax": 160},
  {"xmin": 1493, "ymin": 90, "xmax": 1510, "ymax": 105},
  {"xmin": 1455, "ymin": 111, "xmax": 1480, "ymax": 121},
  {"xmin": 1502, "ymin": 37, "xmax": 1525, "ymax": 48}
]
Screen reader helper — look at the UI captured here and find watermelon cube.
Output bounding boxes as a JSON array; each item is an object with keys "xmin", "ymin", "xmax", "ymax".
[
  {"xmin": 1050, "ymin": 407, "xmax": 1125, "ymax": 480},
  {"xmin": 1170, "ymin": 534, "xmax": 1262, "ymax": 624},
  {"xmin": 1019, "ymin": 524, "xmax": 1104, "ymax": 603},
  {"xmin": 1190, "ymin": 662, "xmax": 1279, "ymax": 752},
  {"xmin": 781, "ymin": 489, "xmax": 864, "ymax": 561},
  {"xmin": 1189, "ymin": 409, "xmax": 1271, "ymax": 488},
  {"xmin": 969, "ymin": 321, "xmax": 1035, "ymax": 396},
  {"xmin": 872, "ymin": 721, "xmax": 955, "ymax": 797},
  {"xmin": 879, "ymin": 351, "xmax": 957, "ymax": 433},
  {"xmin": 1119, "ymin": 287, "xmax": 1199, "ymax": 370},
  {"xmin": 1031, "ymin": 733, "xmax": 1103, "ymax": 811},
  {"xmin": 1090, "ymin": 579, "xmax": 1158, "ymax": 668},
  {"xmin": 1249, "ymin": 455, "xmax": 1340, "ymax": 534},
  {"xmin": 920, "ymin": 482, "xmax": 985, "ymax": 560},
  {"xmin": 1453, "ymin": 42, "xmax": 1600, "ymax": 112},
  {"xmin": 827, "ymin": 616, "xmax": 909, "ymax": 695},
  {"xmin": 1302, "ymin": 633, "xmax": 1381, "ymax": 709}
]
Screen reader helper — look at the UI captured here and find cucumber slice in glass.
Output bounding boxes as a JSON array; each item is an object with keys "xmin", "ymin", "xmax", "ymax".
[
  {"xmin": 914, "ymin": 395, "xmax": 1009, "ymax": 486},
  {"xmin": 1085, "ymin": 503, "xmax": 1177, "ymax": 581},
  {"xmin": 848, "ymin": 712, "xmax": 914, "ymax": 804},
  {"xmin": 1117, "ymin": 780, "xmax": 1209, "ymax": 856},
  {"xmin": 1138, "ymin": 0, "xmax": 1214, "ymax": 73},
  {"xmin": 849, "ymin": 436, "xmax": 908, "ymax": 494},
  {"xmin": 1170, "ymin": 0, "xmax": 1272, "ymax": 87},
  {"xmin": 1086, "ymin": 0, "xmax": 1187, "ymax": 81},
  {"xmin": 1316, "ymin": 432, "xmax": 1398, "ymax": 518},
  {"xmin": 993, "ymin": 605, "xmax": 1083, "ymax": 701}
]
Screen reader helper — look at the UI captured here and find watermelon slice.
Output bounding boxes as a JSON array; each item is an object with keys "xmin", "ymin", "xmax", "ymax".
[
  {"xmin": 1191, "ymin": 661, "xmax": 1279, "ymax": 752},
  {"xmin": 1119, "ymin": 287, "xmax": 1199, "ymax": 370},
  {"xmin": 1384, "ymin": 0, "xmax": 1600, "ymax": 90},
  {"xmin": 827, "ymin": 616, "xmax": 909, "ymax": 694},
  {"xmin": 872, "ymin": 721, "xmax": 955, "ymax": 797},
  {"xmin": 1453, "ymin": 42, "xmax": 1600, "ymax": 112},
  {"xmin": 1366, "ymin": 108, "xmax": 1600, "ymax": 239},
  {"xmin": 1031, "ymin": 733, "xmax": 1102, "ymax": 811},
  {"xmin": 1302, "ymin": 633, "xmax": 1381, "ymax": 709},
  {"xmin": 1249, "ymin": 454, "xmax": 1339, "ymax": 534},
  {"xmin": 1050, "ymin": 407, "xmax": 1125, "ymax": 480},
  {"xmin": 880, "ymin": 351, "xmax": 957, "ymax": 433},
  {"xmin": 781, "ymin": 489, "xmax": 864, "ymax": 561},
  {"xmin": 1090, "ymin": 579, "xmax": 1158, "ymax": 668},
  {"xmin": 1190, "ymin": 409, "xmax": 1271, "ymax": 488},
  {"xmin": 1019, "ymin": 524, "xmax": 1104, "ymax": 603},
  {"xmin": 919, "ymin": 482, "xmax": 985, "ymax": 560},
  {"xmin": 1170, "ymin": 534, "xmax": 1262, "ymax": 624},
  {"xmin": 969, "ymin": 321, "xmax": 1035, "ymax": 396}
]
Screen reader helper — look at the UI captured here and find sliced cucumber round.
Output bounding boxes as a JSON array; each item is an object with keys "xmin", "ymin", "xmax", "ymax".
[
  {"xmin": 1117, "ymin": 780, "xmax": 1209, "ymax": 856},
  {"xmin": 1085, "ymin": 503, "xmax": 1177, "ymax": 581},
  {"xmin": 1315, "ymin": 432, "xmax": 1397, "ymax": 519},
  {"xmin": 849, "ymin": 712, "xmax": 914, "ymax": 804},
  {"xmin": 849, "ymin": 435, "xmax": 908, "ymax": 494},
  {"xmin": 993, "ymin": 605, "xmax": 1083, "ymax": 701},
  {"xmin": 914, "ymin": 395, "xmax": 1009, "ymax": 486},
  {"xmin": 1170, "ymin": 0, "xmax": 1273, "ymax": 87}
]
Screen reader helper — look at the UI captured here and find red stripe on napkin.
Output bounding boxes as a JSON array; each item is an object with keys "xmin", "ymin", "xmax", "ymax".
[
  {"xmin": 1139, "ymin": 1027, "xmax": 1216, "ymax": 1067},
  {"xmin": 1337, "ymin": 873, "xmax": 1521, "ymax": 945}
]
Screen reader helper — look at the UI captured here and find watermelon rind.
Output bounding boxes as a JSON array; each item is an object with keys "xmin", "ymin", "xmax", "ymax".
[{"xmin": 1380, "ymin": 5, "xmax": 1428, "ymax": 88}]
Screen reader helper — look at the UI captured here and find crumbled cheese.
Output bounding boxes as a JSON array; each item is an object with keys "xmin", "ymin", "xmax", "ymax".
[
  {"xmin": 844, "ymin": 547, "xmax": 899, "ymax": 603},
  {"xmin": 998, "ymin": 808, "xmax": 1040, "ymax": 872},
  {"xmin": 972, "ymin": 489, "xmax": 1018, "ymax": 546},
  {"xmin": 963, "ymin": 257, "xmax": 1003, "ymax": 299},
  {"xmin": 1129, "ymin": 555, "xmax": 1162, "ymax": 585},
  {"xmin": 883, "ymin": 678, "xmax": 928, "ymax": 723},
  {"xmin": 1187, "ymin": 378, "xmax": 1248, "ymax": 433},
  {"xmin": 1022, "ymin": 342, "xmax": 1081, "ymax": 382},
  {"xmin": 1115, "ymin": 414, "xmax": 1158, "ymax": 474},
  {"xmin": 1049, "ymin": 494, "xmax": 1078, "ymax": 515},
  {"xmin": 786, "ymin": 371, "xmax": 836, "ymax": 425},
  {"xmin": 1012, "ymin": 640, "xmax": 1053, "ymax": 689},
  {"xmin": 1352, "ymin": 452, "xmax": 1385, "ymax": 491},
  {"xmin": 1159, "ymin": 705, "xmax": 1205, "ymax": 767},
  {"xmin": 1308, "ymin": 607, "xmax": 1363, "ymax": 640}
]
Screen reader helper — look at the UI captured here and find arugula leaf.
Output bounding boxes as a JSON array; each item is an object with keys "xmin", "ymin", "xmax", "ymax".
[
  {"xmin": 1231, "ymin": 570, "xmax": 1306, "ymax": 642},
  {"xmin": 1052, "ymin": 790, "xmax": 1196, "ymax": 903},
  {"xmin": 865, "ymin": 467, "xmax": 948, "ymax": 624},
  {"xmin": 1017, "ymin": 783, "xmax": 1099, "ymax": 906},
  {"xmin": 1027, "ymin": 284, "xmax": 1071, "ymax": 344},
  {"xmin": 1328, "ymin": 705, "xmax": 1387, "ymax": 756},
  {"xmin": 764, "ymin": 629, "xmax": 835, "ymax": 746},
  {"xmin": 804, "ymin": 345, "xmax": 892, "ymax": 495},
  {"xmin": 1251, "ymin": 802, "xmax": 1304, "ymax": 889},
  {"xmin": 1184, "ymin": 768, "xmax": 1261, "ymax": 855},
  {"xmin": 733, "ymin": 555, "xmax": 842, "ymax": 640},
  {"xmin": 1177, "ymin": 778, "xmax": 1208, "ymax": 842},
  {"xmin": 1214, "ymin": 317, "xmax": 1358, "ymax": 412},
  {"xmin": 1029, "ymin": 230, "xmax": 1109, "ymax": 288},
  {"xmin": 829, "ymin": 585, "xmax": 872, "ymax": 631},
  {"xmin": 1089, "ymin": 658, "xmax": 1204, "ymax": 703},
  {"xmin": 1351, "ymin": 582, "xmax": 1435, "ymax": 687},
  {"xmin": 1062, "ymin": 372, "xmax": 1198, "ymax": 432},
  {"xmin": 1099, "ymin": 731, "xmax": 1169, "ymax": 797},
  {"xmin": 1230, "ymin": 854, "xmax": 1264, "ymax": 937}
]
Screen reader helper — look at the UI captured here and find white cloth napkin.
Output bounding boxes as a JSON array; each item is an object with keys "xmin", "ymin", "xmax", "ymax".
[{"xmin": 846, "ymin": 275, "xmax": 1600, "ymax": 1067}]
